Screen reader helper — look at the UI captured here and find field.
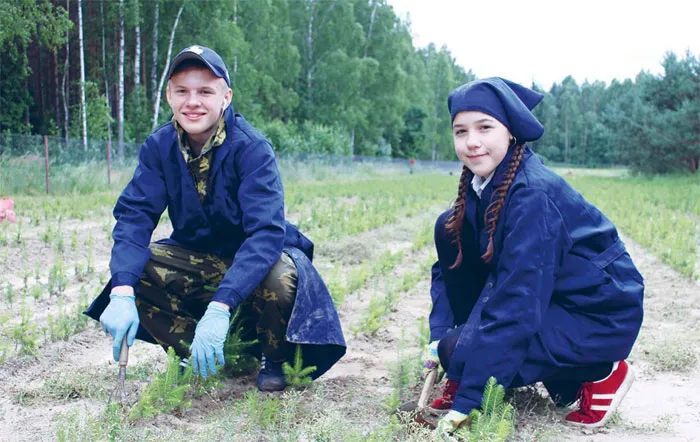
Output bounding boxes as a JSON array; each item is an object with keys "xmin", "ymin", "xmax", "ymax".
[{"xmin": 0, "ymin": 161, "xmax": 698, "ymax": 441}]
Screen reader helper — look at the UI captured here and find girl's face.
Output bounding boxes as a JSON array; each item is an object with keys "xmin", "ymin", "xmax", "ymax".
[{"xmin": 453, "ymin": 111, "xmax": 512, "ymax": 177}]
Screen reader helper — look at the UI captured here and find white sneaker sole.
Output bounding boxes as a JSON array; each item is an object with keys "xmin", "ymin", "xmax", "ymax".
[
  {"xmin": 566, "ymin": 363, "xmax": 635, "ymax": 429},
  {"xmin": 427, "ymin": 407, "xmax": 450, "ymax": 416}
]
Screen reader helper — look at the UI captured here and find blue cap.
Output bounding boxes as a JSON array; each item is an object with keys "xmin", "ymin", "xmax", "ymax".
[
  {"xmin": 448, "ymin": 77, "xmax": 544, "ymax": 142},
  {"xmin": 167, "ymin": 45, "xmax": 231, "ymax": 87}
]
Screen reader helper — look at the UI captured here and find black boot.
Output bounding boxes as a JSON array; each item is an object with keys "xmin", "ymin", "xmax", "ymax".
[{"xmin": 256, "ymin": 356, "xmax": 287, "ymax": 392}]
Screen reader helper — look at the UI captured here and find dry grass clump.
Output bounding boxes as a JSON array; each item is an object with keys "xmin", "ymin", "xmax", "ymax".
[{"xmin": 646, "ymin": 337, "xmax": 697, "ymax": 373}]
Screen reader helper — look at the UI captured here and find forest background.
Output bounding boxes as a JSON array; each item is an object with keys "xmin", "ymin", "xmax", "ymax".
[{"xmin": 0, "ymin": 0, "xmax": 698, "ymax": 174}]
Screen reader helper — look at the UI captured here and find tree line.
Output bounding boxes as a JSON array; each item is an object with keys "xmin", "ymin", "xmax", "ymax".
[{"xmin": 1, "ymin": 0, "xmax": 697, "ymax": 173}]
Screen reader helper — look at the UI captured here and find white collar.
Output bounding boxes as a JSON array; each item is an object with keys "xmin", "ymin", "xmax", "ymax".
[{"xmin": 471, "ymin": 172, "xmax": 495, "ymax": 198}]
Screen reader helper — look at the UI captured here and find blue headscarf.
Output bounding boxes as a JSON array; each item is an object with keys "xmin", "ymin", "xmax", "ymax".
[{"xmin": 448, "ymin": 77, "xmax": 545, "ymax": 142}]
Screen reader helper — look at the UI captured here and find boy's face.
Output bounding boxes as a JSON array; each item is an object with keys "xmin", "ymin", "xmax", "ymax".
[{"xmin": 166, "ymin": 66, "xmax": 232, "ymax": 146}]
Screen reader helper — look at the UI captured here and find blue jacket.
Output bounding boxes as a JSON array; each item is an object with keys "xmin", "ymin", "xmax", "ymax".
[
  {"xmin": 430, "ymin": 147, "xmax": 644, "ymax": 413},
  {"xmin": 110, "ymin": 106, "xmax": 286, "ymax": 310},
  {"xmin": 86, "ymin": 106, "xmax": 346, "ymax": 377}
]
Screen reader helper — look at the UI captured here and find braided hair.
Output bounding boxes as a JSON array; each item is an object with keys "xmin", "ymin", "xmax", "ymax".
[
  {"xmin": 446, "ymin": 142, "xmax": 526, "ymax": 268},
  {"xmin": 445, "ymin": 165, "xmax": 473, "ymax": 269}
]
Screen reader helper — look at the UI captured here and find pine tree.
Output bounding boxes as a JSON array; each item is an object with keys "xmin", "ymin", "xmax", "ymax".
[
  {"xmin": 222, "ymin": 306, "xmax": 258, "ymax": 374},
  {"xmin": 454, "ymin": 377, "xmax": 515, "ymax": 442},
  {"xmin": 282, "ymin": 345, "xmax": 317, "ymax": 388},
  {"xmin": 128, "ymin": 347, "xmax": 192, "ymax": 420}
]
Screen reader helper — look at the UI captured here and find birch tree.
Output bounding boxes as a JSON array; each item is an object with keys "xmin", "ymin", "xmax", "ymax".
[
  {"xmin": 101, "ymin": 1, "xmax": 113, "ymax": 149},
  {"xmin": 118, "ymin": 0, "xmax": 125, "ymax": 160},
  {"xmin": 62, "ymin": 0, "xmax": 70, "ymax": 143},
  {"xmin": 151, "ymin": 0, "xmax": 159, "ymax": 106},
  {"xmin": 133, "ymin": 0, "xmax": 141, "ymax": 90},
  {"xmin": 33, "ymin": 0, "xmax": 72, "ymax": 137},
  {"xmin": 152, "ymin": 2, "xmax": 185, "ymax": 131},
  {"xmin": 78, "ymin": 0, "xmax": 88, "ymax": 153}
]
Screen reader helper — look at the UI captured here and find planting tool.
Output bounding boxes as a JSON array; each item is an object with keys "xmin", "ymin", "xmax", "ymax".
[
  {"xmin": 108, "ymin": 336, "xmax": 129, "ymax": 404},
  {"xmin": 393, "ymin": 368, "xmax": 439, "ymax": 430}
]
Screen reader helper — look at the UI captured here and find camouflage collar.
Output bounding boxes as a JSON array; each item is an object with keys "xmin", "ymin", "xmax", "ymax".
[{"xmin": 172, "ymin": 116, "xmax": 227, "ymax": 163}]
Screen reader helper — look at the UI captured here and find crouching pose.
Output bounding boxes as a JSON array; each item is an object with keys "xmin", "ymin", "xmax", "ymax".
[
  {"xmin": 85, "ymin": 45, "xmax": 346, "ymax": 391},
  {"xmin": 421, "ymin": 77, "xmax": 644, "ymax": 434}
]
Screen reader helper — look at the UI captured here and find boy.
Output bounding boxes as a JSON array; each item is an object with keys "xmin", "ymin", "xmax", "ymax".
[{"xmin": 85, "ymin": 45, "xmax": 345, "ymax": 391}]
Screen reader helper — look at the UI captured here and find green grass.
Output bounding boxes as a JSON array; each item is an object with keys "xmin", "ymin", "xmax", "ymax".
[
  {"xmin": 566, "ymin": 174, "xmax": 699, "ymax": 279},
  {"xmin": 0, "ymin": 156, "xmax": 135, "ymax": 196}
]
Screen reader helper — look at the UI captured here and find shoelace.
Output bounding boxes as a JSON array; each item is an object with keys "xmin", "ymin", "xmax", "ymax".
[
  {"xmin": 575, "ymin": 382, "xmax": 594, "ymax": 416},
  {"xmin": 260, "ymin": 356, "xmax": 281, "ymax": 374}
]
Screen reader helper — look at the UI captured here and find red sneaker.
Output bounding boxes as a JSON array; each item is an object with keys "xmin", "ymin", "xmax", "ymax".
[
  {"xmin": 429, "ymin": 379, "xmax": 459, "ymax": 415},
  {"xmin": 565, "ymin": 360, "xmax": 635, "ymax": 428}
]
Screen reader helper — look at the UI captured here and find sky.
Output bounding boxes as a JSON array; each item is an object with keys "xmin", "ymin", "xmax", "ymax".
[{"xmin": 386, "ymin": 0, "xmax": 700, "ymax": 89}]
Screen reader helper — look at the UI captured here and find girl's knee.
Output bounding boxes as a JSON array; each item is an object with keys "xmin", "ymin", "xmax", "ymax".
[{"xmin": 437, "ymin": 327, "xmax": 462, "ymax": 371}]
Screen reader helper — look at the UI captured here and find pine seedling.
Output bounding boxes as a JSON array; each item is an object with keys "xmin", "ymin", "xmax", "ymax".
[
  {"xmin": 103, "ymin": 220, "xmax": 112, "ymax": 241},
  {"xmin": 86, "ymin": 233, "xmax": 94, "ymax": 275},
  {"xmin": 55, "ymin": 232, "xmax": 65, "ymax": 253},
  {"xmin": 454, "ymin": 377, "xmax": 515, "ymax": 442},
  {"xmin": 34, "ymin": 263, "xmax": 41, "ymax": 283},
  {"xmin": 74, "ymin": 262, "xmax": 86, "ymax": 281},
  {"xmin": 415, "ymin": 316, "xmax": 430, "ymax": 349},
  {"xmin": 241, "ymin": 390, "xmax": 282, "ymax": 429},
  {"xmin": 75, "ymin": 287, "xmax": 89, "ymax": 329},
  {"xmin": 353, "ymin": 295, "xmax": 387, "ymax": 337},
  {"xmin": 48, "ymin": 258, "xmax": 67, "ymax": 296},
  {"xmin": 40, "ymin": 222, "xmax": 52, "ymax": 244},
  {"xmin": 223, "ymin": 307, "xmax": 258, "ymax": 374},
  {"xmin": 5, "ymin": 283, "xmax": 14, "ymax": 307},
  {"xmin": 282, "ymin": 345, "xmax": 316, "ymax": 388},
  {"xmin": 384, "ymin": 330, "xmax": 420, "ymax": 411},
  {"xmin": 128, "ymin": 347, "xmax": 193, "ymax": 421},
  {"xmin": 30, "ymin": 285, "xmax": 43, "ymax": 301},
  {"xmin": 14, "ymin": 216, "xmax": 23, "ymax": 244},
  {"xmin": 13, "ymin": 301, "xmax": 39, "ymax": 355}
]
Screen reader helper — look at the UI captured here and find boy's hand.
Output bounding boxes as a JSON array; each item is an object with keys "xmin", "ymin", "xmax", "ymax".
[
  {"xmin": 99, "ymin": 292, "xmax": 139, "ymax": 361},
  {"xmin": 190, "ymin": 302, "xmax": 230, "ymax": 378}
]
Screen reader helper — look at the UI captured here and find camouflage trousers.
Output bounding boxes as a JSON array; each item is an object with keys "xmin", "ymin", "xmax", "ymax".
[{"xmin": 135, "ymin": 243, "xmax": 298, "ymax": 363}]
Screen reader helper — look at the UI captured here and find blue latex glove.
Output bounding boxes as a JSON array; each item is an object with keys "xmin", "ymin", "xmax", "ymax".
[
  {"xmin": 99, "ymin": 293, "xmax": 140, "ymax": 361},
  {"xmin": 190, "ymin": 303, "xmax": 231, "ymax": 378}
]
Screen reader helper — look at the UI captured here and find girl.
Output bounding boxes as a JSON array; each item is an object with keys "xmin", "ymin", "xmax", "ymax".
[{"xmin": 421, "ymin": 77, "xmax": 644, "ymax": 434}]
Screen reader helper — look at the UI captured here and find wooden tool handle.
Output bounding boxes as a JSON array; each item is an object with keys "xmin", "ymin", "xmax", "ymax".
[
  {"xmin": 118, "ymin": 336, "xmax": 129, "ymax": 367},
  {"xmin": 417, "ymin": 368, "xmax": 437, "ymax": 410}
]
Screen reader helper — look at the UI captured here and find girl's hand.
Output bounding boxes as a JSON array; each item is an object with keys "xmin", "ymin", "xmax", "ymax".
[
  {"xmin": 436, "ymin": 410, "xmax": 469, "ymax": 438},
  {"xmin": 421, "ymin": 340, "xmax": 443, "ymax": 379}
]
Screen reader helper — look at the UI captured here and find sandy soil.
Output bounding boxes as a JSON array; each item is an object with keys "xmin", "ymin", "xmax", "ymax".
[{"xmin": 0, "ymin": 207, "xmax": 698, "ymax": 441}]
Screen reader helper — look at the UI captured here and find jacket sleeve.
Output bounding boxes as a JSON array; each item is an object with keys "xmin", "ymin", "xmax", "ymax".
[
  {"xmin": 212, "ymin": 140, "xmax": 286, "ymax": 309},
  {"xmin": 429, "ymin": 261, "xmax": 454, "ymax": 342},
  {"xmin": 451, "ymin": 188, "xmax": 568, "ymax": 414},
  {"xmin": 110, "ymin": 140, "xmax": 168, "ymax": 287}
]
